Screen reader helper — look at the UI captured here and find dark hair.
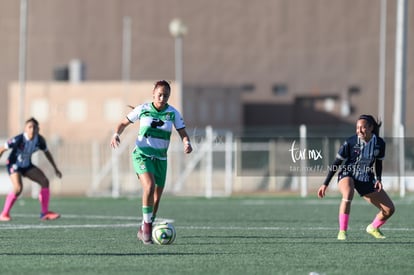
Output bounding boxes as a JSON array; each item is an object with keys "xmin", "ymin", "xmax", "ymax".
[
  {"xmin": 25, "ymin": 117, "xmax": 39, "ymax": 127},
  {"xmin": 154, "ymin": 80, "xmax": 171, "ymax": 93},
  {"xmin": 358, "ymin": 114, "xmax": 381, "ymax": 137},
  {"xmin": 127, "ymin": 80, "xmax": 172, "ymax": 109}
]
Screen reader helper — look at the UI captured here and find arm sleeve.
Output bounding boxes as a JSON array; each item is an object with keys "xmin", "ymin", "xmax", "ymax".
[
  {"xmin": 39, "ymin": 135, "xmax": 48, "ymax": 152},
  {"xmin": 5, "ymin": 135, "xmax": 22, "ymax": 150},
  {"xmin": 174, "ymin": 109, "xmax": 186, "ymax": 130},
  {"xmin": 126, "ymin": 105, "xmax": 142, "ymax": 123},
  {"xmin": 375, "ymin": 159, "xmax": 383, "ymax": 181},
  {"xmin": 323, "ymin": 158, "xmax": 343, "ymax": 186}
]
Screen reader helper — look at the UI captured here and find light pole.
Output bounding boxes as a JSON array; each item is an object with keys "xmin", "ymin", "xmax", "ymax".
[
  {"xmin": 378, "ymin": 0, "xmax": 387, "ymax": 137},
  {"xmin": 169, "ymin": 19, "xmax": 187, "ymax": 185},
  {"xmin": 169, "ymin": 18, "xmax": 187, "ymax": 115},
  {"xmin": 393, "ymin": 0, "xmax": 408, "ymax": 197},
  {"xmin": 19, "ymin": 0, "xmax": 28, "ymax": 130},
  {"xmin": 393, "ymin": 0, "xmax": 407, "ymax": 139}
]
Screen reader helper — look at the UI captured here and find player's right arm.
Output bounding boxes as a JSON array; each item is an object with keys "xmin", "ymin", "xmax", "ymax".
[
  {"xmin": 0, "ymin": 145, "xmax": 7, "ymax": 158},
  {"xmin": 111, "ymin": 117, "xmax": 132, "ymax": 149},
  {"xmin": 318, "ymin": 139, "xmax": 349, "ymax": 198},
  {"xmin": 318, "ymin": 157, "xmax": 343, "ymax": 198}
]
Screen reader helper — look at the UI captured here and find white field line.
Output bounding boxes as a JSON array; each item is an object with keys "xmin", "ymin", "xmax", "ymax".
[
  {"xmin": 1, "ymin": 224, "xmax": 413, "ymax": 231},
  {"xmin": 0, "ymin": 224, "xmax": 339, "ymax": 231},
  {"xmin": 0, "ymin": 223, "xmax": 139, "ymax": 230},
  {"xmin": 240, "ymin": 199, "xmax": 414, "ymax": 206}
]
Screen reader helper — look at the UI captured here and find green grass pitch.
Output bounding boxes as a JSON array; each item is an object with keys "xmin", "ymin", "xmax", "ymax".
[{"xmin": 0, "ymin": 195, "xmax": 413, "ymax": 275}]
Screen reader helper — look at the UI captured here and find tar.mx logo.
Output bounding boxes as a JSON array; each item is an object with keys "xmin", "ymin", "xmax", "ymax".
[{"xmin": 288, "ymin": 140, "xmax": 323, "ymax": 163}]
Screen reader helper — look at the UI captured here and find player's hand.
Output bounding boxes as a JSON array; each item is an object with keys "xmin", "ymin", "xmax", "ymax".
[
  {"xmin": 374, "ymin": 180, "xmax": 383, "ymax": 192},
  {"xmin": 184, "ymin": 142, "xmax": 192, "ymax": 154},
  {"xmin": 55, "ymin": 169, "xmax": 62, "ymax": 179},
  {"xmin": 111, "ymin": 134, "xmax": 120, "ymax": 148},
  {"xmin": 317, "ymin": 185, "xmax": 327, "ymax": 198}
]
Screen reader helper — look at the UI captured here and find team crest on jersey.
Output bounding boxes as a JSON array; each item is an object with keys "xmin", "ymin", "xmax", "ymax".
[
  {"xmin": 353, "ymin": 145, "xmax": 360, "ymax": 155},
  {"xmin": 165, "ymin": 113, "xmax": 172, "ymax": 121},
  {"xmin": 151, "ymin": 119, "xmax": 165, "ymax": 128}
]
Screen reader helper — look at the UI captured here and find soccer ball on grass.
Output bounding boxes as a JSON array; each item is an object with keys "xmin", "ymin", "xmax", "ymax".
[{"xmin": 152, "ymin": 222, "xmax": 176, "ymax": 245}]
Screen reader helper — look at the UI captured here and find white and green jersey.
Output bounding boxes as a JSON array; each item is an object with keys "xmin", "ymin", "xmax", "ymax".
[{"xmin": 127, "ymin": 102, "xmax": 185, "ymax": 160}]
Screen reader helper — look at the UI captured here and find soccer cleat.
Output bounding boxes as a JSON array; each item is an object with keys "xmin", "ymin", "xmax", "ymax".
[
  {"xmin": 337, "ymin": 230, "xmax": 347, "ymax": 240},
  {"xmin": 366, "ymin": 224, "xmax": 386, "ymax": 239},
  {"xmin": 0, "ymin": 213, "xmax": 11, "ymax": 221},
  {"xmin": 137, "ymin": 222, "xmax": 153, "ymax": 244},
  {"xmin": 40, "ymin": 211, "xmax": 61, "ymax": 221}
]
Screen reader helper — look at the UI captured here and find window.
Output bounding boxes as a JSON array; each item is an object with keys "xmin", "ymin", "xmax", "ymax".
[
  {"xmin": 31, "ymin": 98, "xmax": 49, "ymax": 122},
  {"xmin": 104, "ymin": 99, "xmax": 124, "ymax": 122},
  {"xmin": 272, "ymin": 84, "xmax": 288, "ymax": 95},
  {"xmin": 67, "ymin": 99, "xmax": 87, "ymax": 122}
]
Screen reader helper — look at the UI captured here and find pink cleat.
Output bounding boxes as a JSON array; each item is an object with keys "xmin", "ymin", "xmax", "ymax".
[
  {"xmin": 0, "ymin": 213, "xmax": 11, "ymax": 221},
  {"xmin": 40, "ymin": 211, "xmax": 61, "ymax": 221},
  {"xmin": 137, "ymin": 222, "xmax": 153, "ymax": 244}
]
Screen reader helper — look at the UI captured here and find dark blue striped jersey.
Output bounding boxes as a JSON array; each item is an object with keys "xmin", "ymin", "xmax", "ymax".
[
  {"xmin": 4, "ymin": 133, "xmax": 48, "ymax": 169},
  {"xmin": 336, "ymin": 134, "xmax": 385, "ymax": 182}
]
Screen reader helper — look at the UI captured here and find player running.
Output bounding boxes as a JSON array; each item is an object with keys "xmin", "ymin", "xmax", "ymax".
[
  {"xmin": 317, "ymin": 114, "xmax": 395, "ymax": 240},
  {"xmin": 110, "ymin": 80, "xmax": 192, "ymax": 244},
  {"xmin": 0, "ymin": 117, "xmax": 62, "ymax": 221}
]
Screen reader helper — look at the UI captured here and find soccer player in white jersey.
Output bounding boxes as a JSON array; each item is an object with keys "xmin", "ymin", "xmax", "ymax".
[
  {"xmin": 0, "ymin": 117, "xmax": 62, "ymax": 221},
  {"xmin": 317, "ymin": 115, "xmax": 395, "ymax": 240},
  {"xmin": 110, "ymin": 80, "xmax": 192, "ymax": 244}
]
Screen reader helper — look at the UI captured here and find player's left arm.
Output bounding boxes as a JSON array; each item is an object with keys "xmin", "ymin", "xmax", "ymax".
[
  {"xmin": 44, "ymin": 149, "xmax": 62, "ymax": 178},
  {"xmin": 374, "ymin": 139, "xmax": 386, "ymax": 191},
  {"xmin": 38, "ymin": 135, "xmax": 61, "ymax": 178},
  {"xmin": 177, "ymin": 128, "xmax": 192, "ymax": 154},
  {"xmin": 374, "ymin": 159, "xmax": 383, "ymax": 191}
]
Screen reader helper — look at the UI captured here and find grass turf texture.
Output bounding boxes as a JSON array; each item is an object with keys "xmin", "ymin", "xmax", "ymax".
[{"xmin": 0, "ymin": 196, "xmax": 413, "ymax": 275}]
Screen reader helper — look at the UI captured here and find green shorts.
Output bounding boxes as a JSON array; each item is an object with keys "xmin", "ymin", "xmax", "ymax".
[{"xmin": 132, "ymin": 149, "xmax": 167, "ymax": 188}]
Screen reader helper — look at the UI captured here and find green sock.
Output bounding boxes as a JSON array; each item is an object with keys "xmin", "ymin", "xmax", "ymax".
[{"xmin": 142, "ymin": 206, "xmax": 153, "ymax": 223}]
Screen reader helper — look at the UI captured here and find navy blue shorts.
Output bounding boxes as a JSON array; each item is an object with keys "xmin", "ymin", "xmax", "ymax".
[
  {"xmin": 6, "ymin": 163, "xmax": 36, "ymax": 176},
  {"xmin": 338, "ymin": 174, "xmax": 378, "ymax": 196}
]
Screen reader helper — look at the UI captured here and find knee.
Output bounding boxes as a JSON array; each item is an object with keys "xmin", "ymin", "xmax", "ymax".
[
  {"xmin": 14, "ymin": 187, "xmax": 23, "ymax": 197},
  {"xmin": 340, "ymin": 187, "xmax": 354, "ymax": 201},
  {"xmin": 142, "ymin": 183, "xmax": 155, "ymax": 195},
  {"xmin": 39, "ymin": 178, "xmax": 50, "ymax": 188},
  {"xmin": 383, "ymin": 205, "xmax": 395, "ymax": 218}
]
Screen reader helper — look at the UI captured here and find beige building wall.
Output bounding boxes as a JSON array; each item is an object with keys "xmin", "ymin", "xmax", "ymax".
[
  {"xmin": 8, "ymin": 81, "xmax": 243, "ymax": 141},
  {"xmin": 8, "ymin": 82, "xmax": 178, "ymax": 141}
]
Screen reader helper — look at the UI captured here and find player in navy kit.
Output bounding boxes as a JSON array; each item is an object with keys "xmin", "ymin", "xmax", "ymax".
[
  {"xmin": 0, "ymin": 117, "xmax": 62, "ymax": 221},
  {"xmin": 317, "ymin": 115, "xmax": 395, "ymax": 240}
]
